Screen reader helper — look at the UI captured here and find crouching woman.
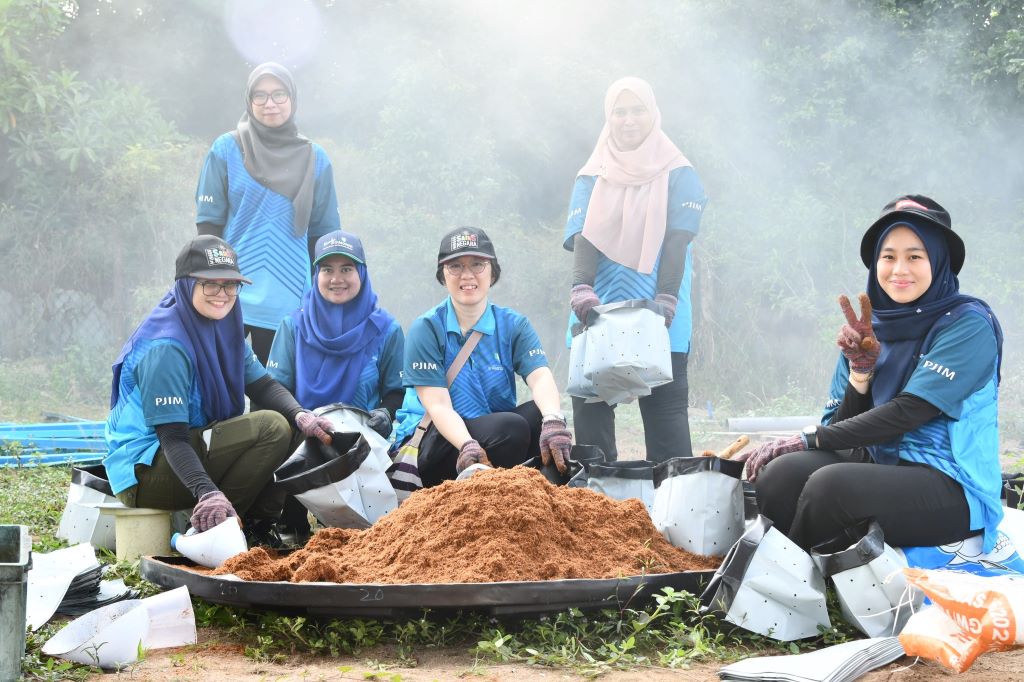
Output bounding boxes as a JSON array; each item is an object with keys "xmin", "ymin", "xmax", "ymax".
[
  {"xmin": 104, "ymin": 235, "xmax": 335, "ymax": 543},
  {"xmin": 394, "ymin": 227, "xmax": 573, "ymax": 486}
]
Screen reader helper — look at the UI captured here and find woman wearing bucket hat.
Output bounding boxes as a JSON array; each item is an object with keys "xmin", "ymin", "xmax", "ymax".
[
  {"xmin": 195, "ymin": 62, "xmax": 341, "ymax": 365},
  {"xmin": 736, "ymin": 195, "xmax": 1005, "ymax": 552},
  {"xmin": 393, "ymin": 227, "xmax": 573, "ymax": 486},
  {"xmin": 563, "ymin": 77, "xmax": 708, "ymax": 463},
  {"xmin": 104, "ymin": 235, "xmax": 337, "ymax": 546},
  {"xmin": 266, "ymin": 230, "xmax": 404, "ymax": 439}
]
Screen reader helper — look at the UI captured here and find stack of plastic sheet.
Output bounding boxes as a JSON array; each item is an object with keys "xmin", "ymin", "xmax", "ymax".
[
  {"xmin": 26, "ymin": 544, "xmax": 137, "ymax": 629},
  {"xmin": 718, "ymin": 637, "xmax": 905, "ymax": 682}
]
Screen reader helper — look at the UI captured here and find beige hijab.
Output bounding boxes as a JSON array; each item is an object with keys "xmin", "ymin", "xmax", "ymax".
[{"xmin": 578, "ymin": 77, "xmax": 691, "ymax": 274}]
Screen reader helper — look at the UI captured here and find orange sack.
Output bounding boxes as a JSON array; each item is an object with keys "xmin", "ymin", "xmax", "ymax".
[{"xmin": 898, "ymin": 568, "xmax": 1024, "ymax": 672}]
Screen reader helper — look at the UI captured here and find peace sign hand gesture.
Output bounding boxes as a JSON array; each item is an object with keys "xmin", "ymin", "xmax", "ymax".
[{"xmin": 836, "ymin": 293, "xmax": 880, "ymax": 374}]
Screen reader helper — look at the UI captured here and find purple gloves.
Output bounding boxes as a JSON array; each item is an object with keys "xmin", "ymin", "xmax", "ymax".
[
  {"xmin": 734, "ymin": 435, "xmax": 806, "ymax": 482},
  {"xmin": 456, "ymin": 439, "xmax": 490, "ymax": 474},
  {"xmin": 295, "ymin": 411, "xmax": 334, "ymax": 445},
  {"xmin": 654, "ymin": 293, "xmax": 678, "ymax": 327},
  {"xmin": 190, "ymin": 490, "xmax": 237, "ymax": 533},
  {"xmin": 837, "ymin": 294, "xmax": 880, "ymax": 374},
  {"xmin": 570, "ymin": 284, "xmax": 601, "ymax": 325},
  {"xmin": 539, "ymin": 418, "xmax": 573, "ymax": 473},
  {"xmin": 366, "ymin": 408, "xmax": 393, "ymax": 438}
]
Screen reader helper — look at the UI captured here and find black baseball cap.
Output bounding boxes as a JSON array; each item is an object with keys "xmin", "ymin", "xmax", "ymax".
[
  {"xmin": 174, "ymin": 235, "xmax": 252, "ymax": 283},
  {"xmin": 861, "ymin": 195, "xmax": 964, "ymax": 274},
  {"xmin": 437, "ymin": 226, "xmax": 497, "ymax": 264}
]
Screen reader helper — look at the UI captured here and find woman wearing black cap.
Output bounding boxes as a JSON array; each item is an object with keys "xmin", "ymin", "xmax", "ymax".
[
  {"xmin": 735, "ymin": 196, "xmax": 1005, "ymax": 553},
  {"xmin": 394, "ymin": 227, "xmax": 573, "ymax": 486},
  {"xmin": 104, "ymin": 235, "xmax": 337, "ymax": 546},
  {"xmin": 195, "ymin": 62, "xmax": 341, "ymax": 365}
]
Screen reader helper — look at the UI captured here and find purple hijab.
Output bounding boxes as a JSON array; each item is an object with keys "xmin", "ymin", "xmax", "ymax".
[
  {"xmin": 291, "ymin": 262, "xmax": 394, "ymax": 408},
  {"xmin": 110, "ymin": 278, "xmax": 247, "ymax": 421}
]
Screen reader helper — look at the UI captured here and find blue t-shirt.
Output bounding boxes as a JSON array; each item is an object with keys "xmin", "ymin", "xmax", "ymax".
[
  {"xmin": 394, "ymin": 298, "xmax": 549, "ymax": 443},
  {"xmin": 562, "ymin": 166, "xmax": 708, "ymax": 352},
  {"xmin": 195, "ymin": 133, "xmax": 341, "ymax": 330},
  {"xmin": 266, "ymin": 316, "xmax": 405, "ymax": 412},
  {"xmin": 822, "ymin": 311, "xmax": 1002, "ymax": 550},
  {"xmin": 103, "ymin": 338, "xmax": 267, "ymax": 494}
]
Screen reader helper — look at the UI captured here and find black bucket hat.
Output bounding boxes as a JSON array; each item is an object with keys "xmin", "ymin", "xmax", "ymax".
[{"xmin": 860, "ymin": 195, "xmax": 964, "ymax": 274}]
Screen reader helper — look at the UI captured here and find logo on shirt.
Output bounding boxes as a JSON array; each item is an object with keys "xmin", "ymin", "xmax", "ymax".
[
  {"xmin": 680, "ymin": 201, "xmax": 703, "ymax": 211},
  {"xmin": 411, "ymin": 362, "xmax": 438, "ymax": 371},
  {"xmin": 266, "ymin": 360, "xmax": 279, "ymax": 369},
  {"xmin": 451, "ymin": 233, "xmax": 478, "ymax": 251},
  {"xmin": 198, "ymin": 194, "xmax": 215, "ymax": 203},
  {"xmin": 922, "ymin": 360, "xmax": 956, "ymax": 380},
  {"xmin": 568, "ymin": 207, "xmax": 583, "ymax": 220},
  {"xmin": 205, "ymin": 247, "xmax": 237, "ymax": 268},
  {"xmin": 528, "ymin": 349, "xmax": 546, "ymax": 357},
  {"xmin": 155, "ymin": 396, "xmax": 185, "ymax": 407}
]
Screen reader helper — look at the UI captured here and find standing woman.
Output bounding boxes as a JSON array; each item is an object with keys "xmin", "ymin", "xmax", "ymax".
[
  {"xmin": 195, "ymin": 62, "xmax": 341, "ymax": 364},
  {"xmin": 104, "ymin": 235, "xmax": 336, "ymax": 544},
  {"xmin": 266, "ymin": 230, "xmax": 404, "ymax": 439},
  {"xmin": 394, "ymin": 227, "xmax": 573, "ymax": 486},
  {"xmin": 564, "ymin": 76, "xmax": 708, "ymax": 462},
  {"xmin": 738, "ymin": 196, "xmax": 1005, "ymax": 552}
]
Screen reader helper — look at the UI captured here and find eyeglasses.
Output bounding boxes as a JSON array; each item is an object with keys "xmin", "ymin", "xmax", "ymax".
[
  {"xmin": 198, "ymin": 281, "xmax": 243, "ymax": 297},
  {"xmin": 250, "ymin": 89, "xmax": 290, "ymax": 106},
  {"xmin": 443, "ymin": 261, "xmax": 490, "ymax": 276}
]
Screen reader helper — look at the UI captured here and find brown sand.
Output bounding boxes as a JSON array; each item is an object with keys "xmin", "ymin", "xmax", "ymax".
[{"xmin": 215, "ymin": 466, "xmax": 719, "ymax": 583}]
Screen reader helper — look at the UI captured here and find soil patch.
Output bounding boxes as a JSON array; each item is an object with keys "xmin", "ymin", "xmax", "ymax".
[{"xmin": 215, "ymin": 466, "xmax": 718, "ymax": 583}]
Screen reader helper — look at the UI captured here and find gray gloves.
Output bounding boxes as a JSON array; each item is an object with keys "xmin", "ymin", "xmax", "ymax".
[
  {"xmin": 366, "ymin": 408, "xmax": 393, "ymax": 439},
  {"xmin": 190, "ymin": 490, "xmax": 237, "ymax": 533},
  {"xmin": 456, "ymin": 439, "xmax": 490, "ymax": 474},
  {"xmin": 654, "ymin": 293, "xmax": 678, "ymax": 327},
  {"xmin": 539, "ymin": 418, "xmax": 573, "ymax": 473},
  {"xmin": 295, "ymin": 411, "xmax": 334, "ymax": 445},
  {"xmin": 570, "ymin": 284, "xmax": 601, "ymax": 324}
]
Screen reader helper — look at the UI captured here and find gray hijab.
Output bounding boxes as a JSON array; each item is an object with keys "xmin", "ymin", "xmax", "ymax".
[{"xmin": 232, "ymin": 62, "xmax": 316, "ymax": 237}]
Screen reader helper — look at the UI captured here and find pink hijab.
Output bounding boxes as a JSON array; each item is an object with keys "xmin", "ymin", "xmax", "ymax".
[{"xmin": 578, "ymin": 77, "xmax": 691, "ymax": 274}]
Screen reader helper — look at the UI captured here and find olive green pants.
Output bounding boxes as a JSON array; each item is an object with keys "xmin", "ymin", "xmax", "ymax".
[{"xmin": 116, "ymin": 410, "xmax": 293, "ymax": 520}]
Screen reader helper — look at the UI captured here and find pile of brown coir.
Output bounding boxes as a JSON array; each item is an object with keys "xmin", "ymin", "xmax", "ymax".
[{"xmin": 215, "ymin": 466, "xmax": 720, "ymax": 584}]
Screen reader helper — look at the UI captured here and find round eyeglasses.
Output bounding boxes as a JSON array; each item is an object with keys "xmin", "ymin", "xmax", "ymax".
[{"xmin": 443, "ymin": 261, "xmax": 490, "ymax": 276}]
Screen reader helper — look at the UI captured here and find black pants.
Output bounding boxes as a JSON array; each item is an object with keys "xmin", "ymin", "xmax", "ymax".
[
  {"xmin": 571, "ymin": 351, "xmax": 691, "ymax": 463},
  {"xmin": 246, "ymin": 324, "xmax": 276, "ymax": 366},
  {"xmin": 418, "ymin": 401, "xmax": 541, "ymax": 487},
  {"xmin": 755, "ymin": 448, "xmax": 973, "ymax": 550}
]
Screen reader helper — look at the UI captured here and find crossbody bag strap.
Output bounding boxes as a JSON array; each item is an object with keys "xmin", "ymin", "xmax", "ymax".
[{"xmin": 408, "ymin": 330, "xmax": 484, "ymax": 447}]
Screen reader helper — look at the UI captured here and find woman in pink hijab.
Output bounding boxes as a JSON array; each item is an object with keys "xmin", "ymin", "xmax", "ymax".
[{"xmin": 563, "ymin": 77, "xmax": 708, "ymax": 463}]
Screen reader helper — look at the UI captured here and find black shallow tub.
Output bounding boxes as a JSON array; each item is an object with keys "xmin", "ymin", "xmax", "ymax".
[{"xmin": 140, "ymin": 554, "xmax": 715, "ymax": 617}]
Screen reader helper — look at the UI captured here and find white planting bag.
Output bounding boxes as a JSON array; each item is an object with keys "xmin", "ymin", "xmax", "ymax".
[
  {"xmin": 700, "ymin": 515, "xmax": 831, "ymax": 641},
  {"xmin": 272, "ymin": 405, "xmax": 397, "ymax": 528},
  {"xmin": 586, "ymin": 460, "xmax": 656, "ymax": 516},
  {"xmin": 57, "ymin": 466, "xmax": 117, "ymax": 550},
  {"xmin": 567, "ymin": 299, "xmax": 672, "ymax": 405},
  {"xmin": 566, "ymin": 327, "xmax": 599, "ymax": 401},
  {"xmin": 811, "ymin": 520, "xmax": 921, "ymax": 638},
  {"xmin": 651, "ymin": 457, "xmax": 745, "ymax": 556}
]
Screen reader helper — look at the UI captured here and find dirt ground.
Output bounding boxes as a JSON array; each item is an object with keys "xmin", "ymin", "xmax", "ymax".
[{"xmin": 87, "ymin": 627, "xmax": 1024, "ymax": 681}]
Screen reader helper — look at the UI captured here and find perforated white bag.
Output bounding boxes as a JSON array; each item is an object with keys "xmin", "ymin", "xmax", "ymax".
[
  {"xmin": 700, "ymin": 515, "xmax": 831, "ymax": 641},
  {"xmin": 651, "ymin": 457, "xmax": 745, "ymax": 556},
  {"xmin": 567, "ymin": 299, "xmax": 672, "ymax": 405}
]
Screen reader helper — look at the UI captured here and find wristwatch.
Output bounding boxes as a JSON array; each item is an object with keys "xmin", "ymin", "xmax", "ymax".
[
  {"xmin": 801, "ymin": 424, "xmax": 818, "ymax": 451},
  {"xmin": 542, "ymin": 413, "xmax": 566, "ymax": 424}
]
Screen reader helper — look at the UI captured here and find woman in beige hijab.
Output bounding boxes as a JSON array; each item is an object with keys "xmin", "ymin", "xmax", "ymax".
[{"xmin": 563, "ymin": 77, "xmax": 708, "ymax": 463}]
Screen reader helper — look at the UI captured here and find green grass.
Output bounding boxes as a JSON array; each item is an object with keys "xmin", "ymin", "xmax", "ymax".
[{"xmin": 2, "ymin": 464, "xmax": 862, "ymax": 679}]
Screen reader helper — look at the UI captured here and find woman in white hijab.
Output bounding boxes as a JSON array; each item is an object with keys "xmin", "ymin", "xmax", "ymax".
[{"xmin": 563, "ymin": 77, "xmax": 708, "ymax": 463}]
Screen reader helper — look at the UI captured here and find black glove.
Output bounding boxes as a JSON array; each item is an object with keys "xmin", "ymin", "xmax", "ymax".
[{"xmin": 367, "ymin": 408, "xmax": 393, "ymax": 439}]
